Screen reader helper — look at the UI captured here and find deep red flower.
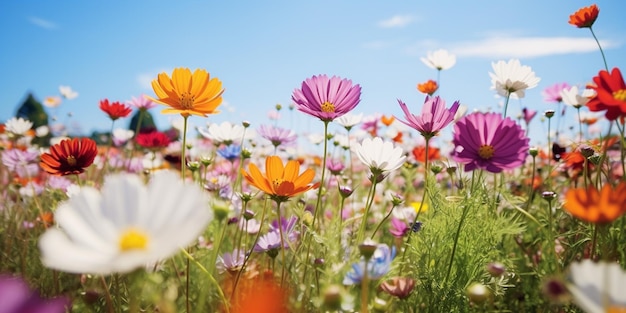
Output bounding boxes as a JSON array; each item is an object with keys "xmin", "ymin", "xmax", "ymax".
[
  {"xmin": 40, "ymin": 137, "xmax": 98, "ymax": 176},
  {"xmin": 99, "ymin": 99, "xmax": 132, "ymax": 120},
  {"xmin": 586, "ymin": 68, "xmax": 626, "ymax": 120},
  {"xmin": 568, "ymin": 4, "xmax": 599, "ymax": 28},
  {"xmin": 136, "ymin": 131, "xmax": 171, "ymax": 150}
]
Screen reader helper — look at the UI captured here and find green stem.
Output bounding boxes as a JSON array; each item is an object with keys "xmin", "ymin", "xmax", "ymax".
[
  {"xmin": 502, "ymin": 93, "xmax": 511, "ymax": 119},
  {"xmin": 360, "ymin": 259, "xmax": 370, "ymax": 313},
  {"xmin": 179, "ymin": 248, "xmax": 230, "ymax": 313},
  {"xmin": 444, "ymin": 203, "xmax": 470, "ymax": 286},
  {"xmin": 589, "ymin": 26, "xmax": 609, "ymax": 71},
  {"xmin": 181, "ymin": 115, "xmax": 189, "ymax": 180},
  {"xmin": 371, "ymin": 204, "xmax": 397, "ymax": 240},
  {"xmin": 356, "ymin": 177, "xmax": 379, "ymax": 244},
  {"xmin": 276, "ymin": 201, "xmax": 287, "ymax": 287},
  {"xmin": 312, "ymin": 121, "xmax": 330, "ymax": 229}
]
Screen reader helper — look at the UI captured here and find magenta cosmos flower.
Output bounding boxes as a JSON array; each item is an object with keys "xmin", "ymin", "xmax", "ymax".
[
  {"xmin": 542, "ymin": 82, "xmax": 571, "ymax": 103},
  {"xmin": 396, "ymin": 96, "xmax": 460, "ymax": 139},
  {"xmin": 452, "ymin": 112, "xmax": 529, "ymax": 173},
  {"xmin": 291, "ymin": 74, "xmax": 362, "ymax": 122}
]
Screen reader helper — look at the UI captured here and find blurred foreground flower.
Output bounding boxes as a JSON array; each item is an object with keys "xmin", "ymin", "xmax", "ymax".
[
  {"xmin": 586, "ymin": 68, "xmax": 626, "ymax": 121},
  {"xmin": 291, "ymin": 74, "xmax": 361, "ymax": 122},
  {"xmin": 242, "ymin": 155, "xmax": 319, "ymax": 203},
  {"xmin": 567, "ymin": 260, "xmax": 626, "ymax": 313},
  {"xmin": 39, "ymin": 137, "xmax": 98, "ymax": 176},
  {"xmin": 4, "ymin": 117, "xmax": 33, "ymax": 136},
  {"xmin": 452, "ymin": 112, "xmax": 529, "ymax": 173},
  {"xmin": 149, "ymin": 67, "xmax": 224, "ymax": 117},
  {"xmin": 568, "ymin": 4, "xmax": 599, "ymax": 28},
  {"xmin": 39, "ymin": 171, "xmax": 212, "ymax": 274},
  {"xmin": 563, "ymin": 182, "xmax": 626, "ymax": 224},
  {"xmin": 0, "ymin": 275, "xmax": 70, "ymax": 313}
]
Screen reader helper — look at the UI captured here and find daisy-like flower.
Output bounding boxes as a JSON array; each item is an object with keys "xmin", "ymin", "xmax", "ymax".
[
  {"xmin": 291, "ymin": 74, "xmax": 362, "ymax": 122},
  {"xmin": 43, "ymin": 96, "xmax": 63, "ymax": 108},
  {"xmin": 99, "ymin": 99, "xmax": 132, "ymax": 121},
  {"xmin": 253, "ymin": 230, "xmax": 282, "ymax": 257},
  {"xmin": 396, "ymin": 96, "xmax": 460, "ymax": 139},
  {"xmin": 563, "ymin": 182, "xmax": 626, "ymax": 224},
  {"xmin": 561, "ymin": 86, "xmax": 594, "ymax": 109},
  {"xmin": 451, "ymin": 112, "xmax": 529, "ymax": 173},
  {"xmin": 257, "ymin": 124, "xmax": 298, "ymax": 148},
  {"xmin": 542, "ymin": 82, "xmax": 570, "ymax": 103},
  {"xmin": 5, "ymin": 117, "xmax": 33, "ymax": 136},
  {"xmin": 40, "ymin": 137, "xmax": 98, "ymax": 176},
  {"xmin": 59, "ymin": 85, "xmax": 78, "ymax": 100},
  {"xmin": 149, "ymin": 67, "xmax": 224, "ymax": 117},
  {"xmin": 343, "ymin": 244, "xmax": 396, "ymax": 285},
  {"xmin": 420, "ymin": 49, "xmax": 456, "ymax": 71},
  {"xmin": 586, "ymin": 68, "xmax": 626, "ymax": 120},
  {"xmin": 354, "ymin": 137, "xmax": 406, "ymax": 175},
  {"xmin": 567, "ymin": 260, "xmax": 626, "ymax": 313},
  {"xmin": 127, "ymin": 94, "xmax": 158, "ymax": 111},
  {"xmin": 335, "ymin": 113, "xmax": 363, "ymax": 131},
  {"xmin": 217, "ymin": 250, "xmax": 246, "ymax": 274},
  {"xmin": 197, "ymin": 121, "xmax": 245, "ymax": 145},
  {"xmin": 417, "ymin": 79, "xmax": 438, "ymax": 96},
  {"xmin": 38, "ymin": 171, "xmax": 212, "ymax": 274},
  {"xmin": 569, "ymin": 4, "xmax": 599, "ymax": 28},
  {"xmin": 489, "ymin": 59, "xmax": 540, "ymax": 99},
  {"xmin": 242, "ymin": 155, "xmax": 319, "ymax": 203},
  {"xmin": 2, "ymin": 148, "xmax": 40, "ymax": 178}
]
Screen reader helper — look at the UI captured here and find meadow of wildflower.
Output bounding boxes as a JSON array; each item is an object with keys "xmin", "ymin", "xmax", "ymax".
[{"xmin": 2, "ymin": 4, "xmax": 626, "ymax": 313}]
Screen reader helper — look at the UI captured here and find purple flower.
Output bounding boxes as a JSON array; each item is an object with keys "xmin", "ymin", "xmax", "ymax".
[
  {"xmin": 452, "ymin": 112, "xmax": 529, "ymax": 173},
  {"xmin": 389, "ymin": 217, "xmax": 409, "ymax": 238},
  {"xmin": 327, "ymin": 158, "xmax": 345, "ymax": 175},
  {"xmin": 216, "ymin": 250, "xmax": 246, "ymax": 273},
  {"xmin": 257, "ymin": 124, "xmax": 297, "ymax": 148},
  {"xmin": 542, "ymin": 82, "xmax": 570, "ymax": 103},
  {"xmin": 396, "ymin": 96, "xmax": 460, "ymax": 139},
  {"xmin": 522, "ymin": 107, "xmax": 537, "ymax": 125},
  {"xmin": 2, "ymin": 148, "xmax": 40, "ymax": 178},
  {"xmin": 292, "ymin": 74, "xmax": 361, "ymax": 122},
  {"xmin": 0, "ymin": 274, "xmax": 70, "ymax": 313},
  {"xmin": 253, "ymin": 231, "xmax": 282, "ymax": 257},
  {"xmin": 270, "ymin": 216, "xmax": 300, "ymax": 244}
]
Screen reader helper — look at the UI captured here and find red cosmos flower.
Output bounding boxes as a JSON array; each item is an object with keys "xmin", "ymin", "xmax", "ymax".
[
  {"xmin": 99, "ymin": 99, "xmax": 132, "ymax": 120},
  {"xmin": 568, "ymin": 4, "xmax": 599, "ymax": 28},
  {"xmin": 135, "ymin": 131, "xmax": 171, "ymax": 150},
  {"xmin": 586, "ymin": 68, "xmax": 626, "ymax": 120},
  {"xmin": 412, "ymin": 145, "xmax": 440, "ymax": 163},
  {"xmin": 40, "ymin": 137, "xmax": 98, "ymax": 176}
]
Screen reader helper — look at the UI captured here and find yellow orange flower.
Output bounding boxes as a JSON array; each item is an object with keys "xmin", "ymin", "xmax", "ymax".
[
  {"xmin": 149, "ymin": 67, "xmax": 224, "ymax": 117},
  {"xmin": 381, "ymin": 115, "xmax": 395, "ymax": 126},
  {"xmin": 242, "ymin": 155, "xmax": 319, "ymax": 202},
  {"xmin": 568, "ymin": 4, "xmax": 599, "ymax": 28},
  {"xmin": 417, "ymin": 79, "xmax": 439, "ymax": 95},
  {"xmin": 564, "ymin": 182, "xmax": 626, "ymax": 224}
]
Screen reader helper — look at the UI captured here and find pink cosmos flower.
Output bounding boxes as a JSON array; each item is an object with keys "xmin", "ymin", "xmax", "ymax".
[
  {"xmin": 257, "ymin": 124, "xmax": 298, "ymax": 148},
  {"xmin": 291, "ymin": 74, "xmax": 361, "ymax": 122},
  {"xmin": 395, "ymin": 96, "xmax": 460, "ymax": 139},
  {"xmin": 522, "ymin": 107, "xmax": 537, "ymax": 125},
  {"xmin": 542, "ymin": 82, "xmax": 571, "ymax": 103},
  {"xmin": 452, "ymin": 112, "xmax": 529, "ymax": 173},
  {"xmin": 127, "ymin": 94, "xmax": 158, "ymax": 110}
]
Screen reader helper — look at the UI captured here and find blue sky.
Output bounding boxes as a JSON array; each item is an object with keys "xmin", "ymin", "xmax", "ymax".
[{"xmin": 1, "ymin": 1, "xmax": 624, "ymax": 146}]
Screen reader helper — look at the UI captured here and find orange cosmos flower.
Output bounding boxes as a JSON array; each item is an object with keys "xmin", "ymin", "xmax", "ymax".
[
  {"xmin": 381, "ymin": 115, "xmax": 395, "ymax": 126},
  {"xmin": 412, "ymin": 145, "xmax": 440, "ymax": 163},
  {"xmin": 149, "ymin": 67, "xmax": 224, "ymax": 117},
  {"xmin": 417, "ymin": 79, "xmax": 439, "ymax": 96},
  {"xmin": 568, "ymin": 4, "xmax": 599, "ymax": 28},
  {"xmin": 564, "ymin": 182, "xmax": 626, "ymax": 224},
  {"xmin": 40, "ymin": 137, "xmax": 98, "ymax": 176},
  {"xmin": 242, "ymin": 155, "xmax": 319, "ymax": 202}
]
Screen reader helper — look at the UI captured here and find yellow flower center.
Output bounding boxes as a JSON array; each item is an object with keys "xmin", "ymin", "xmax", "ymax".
[
  {"xmin": 614, "ymin": 89, "xmax": 626, "ymax": 102},
  {"xmin": 119, "ymin": 228, "xmax": 149, "ymax": 251},
  {"xmin": 179, "ymin": 92, "xmax": 196, "ymax": 109},
  {"xmin": 478, "ymin": 145, "xmax": 495, "ymax": 159},
  {"xmin": 66, "ymin": 155, "xmax": 77, "ymax": 166},
  {"xmin": 321, "ymin": 101, "xmax": 336, "ymax": 113}
]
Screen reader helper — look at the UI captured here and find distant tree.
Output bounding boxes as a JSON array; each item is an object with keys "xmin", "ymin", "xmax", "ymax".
[
  {"xmin": 128, "ymin": 110, "xmax": 157, "ymax": 134},
  {"xmin": 16, "ymin": 92, "xmax": 48, "ymax": 128}
]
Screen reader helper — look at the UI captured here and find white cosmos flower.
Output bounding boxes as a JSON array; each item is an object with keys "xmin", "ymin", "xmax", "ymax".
[
  {"xmin": 59, "ymin": 85, "xmax": 78, "ymax": 100},
  {"xmin": 197, "ymin": 121, "xmax": 245, "ymax": 145},
  {"xmin": 567, "ymin": 260, "xmax": 626, "ymax": 313},
  {"xmin": 5, "ymin": 117, "xmax": 33, "ymax": 136},
  {"xmin": 335, "ymin": 113, "xmax": 364, "ymax": 130},
  {"xmin": 421, "ymin": 49, "xmax": 456, "ymax": 71},
  {"xmin": 354, "ymin": 137, "xmax": 406, "ymax": 174},
  {"xmin": 489, "ymin": 59, "xmax": 540, "ymax": 99},
  {"xmin": 39, "ymin": 171, "xmax": 212, "ymax": 275},
  {"xmin": 560, "ymin": 86, "xmax": 595, "ymax": 108},
  {"xmin": 43, "ymin": 96, "xmax": 62, "ymax": 108}
]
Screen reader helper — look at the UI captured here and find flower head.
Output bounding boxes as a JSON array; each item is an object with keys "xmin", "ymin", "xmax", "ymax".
[
  {"xmin": 522, "ymin": 107, "xmax": 537, "ymax": 125},
  {"xmin": 569, "ymin": 4, "xmax": 599, "ymax": 28},
  {"xmin": 380, "ymin": 276, "xmax": 416, "ymax": 300},
  {"xmin": 567, "ymin": 260, "xmax": 626, "ymax": 313},
  {"xmin": 198, "ymin": 121, "xmax": 245, "ymax": 145},
  {"xmin": 38, "ymin": 171, "xmax": 212, "ymax": 274},
  {"xmin": 412, "ymin": 145, "xmax": 440, "ymax": 163},
  {"xmin": 490, "ymin": 59, "xmax": 540, "ymax": 99},
  {"xmin": 343, "ymin": 244, "xmax": 395, "ymax": 284},
  {"xmin": 59, "ymin": 85, "xmax": 78, "ymax": 100},
  {"xmin": 542, "ymin": 82, "xmax": 571, "ymax": 103},
  {"xmin": 258, "ymin": 124, "xmax": 298, "ymax": 148},
  {"xmin": 2, "ymin": 148, "xmax": 40, "ymax": 178},
  {"xmin": 99, "ymin": 99, "xmax": 132, "ymax": 121},
  {"xmin": 0, "ymin": 275, "xmax": 70, "ymax": 313},
  {"xmin": 217, "ymin": 250, "xmax": 246, "ymax": 274},
  {"xmin": 561, "ymin": 86, "xmax": 594, "ymax": 109},
  {"xmin": 5, "ymin": 117, "xmax": 33, "ymax": 136},
  {"xmin": 217, "ymin": 144, "xmax": 241, "ymax": 161},
  {"xmin": 136, "ymin": 131, "xmax": 171, "ymax": 150},
  {"xmin": 127, "ymin": 94, "xmax": 158, "ymax": 111},
  {"xmin": 291, "ymin": 74, "xmax": 361, "ymax": 122},
  {"xmin": 149, "ymin": 67, "xmax": 224, "ymax": 117},
  {"xmin": 335, "ymin": 113, "xmax": 363, "ymax": 130},
  {"xmin": 396, "ymin": 96, "xmax": 460, "ymax": 139},
  {"xmin": 563, "ymin": 182, "xmax": 626, "ymax": 224},
  {"xmin": 44, "ymin": 96, "xmax": 62, "ymax": 108},
  {"xmin": 417, "ymin": 79, "xmax": 439, "ymax": 96},
  {"xmin": 40, "ymin": 137, "xmax": 98, "ymax": 176},
  {"xmin": 586, "ymin": 68, "xmax": 626, "ymax": 120},
  {"xmin": 420, "ymin": 49, "xmax": 456, "ymax": 71},
  {"xmin": 242, "ymin": 155, "xmax": 319, "ymax": 203},
  {"xmin": 354, "ymin": 137, "xmax": 405, "ymax": 175},
  {"xmin": 452, "ymin": 112, "xmax": 529, "ymax": 173}
]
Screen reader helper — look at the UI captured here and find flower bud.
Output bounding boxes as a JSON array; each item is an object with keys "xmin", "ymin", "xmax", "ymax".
[
  {"xmin": 359, "ymin": 239, "xmax": 378, "ymax": 260},
  {"xmin": 323, "ymin": 284, "xmax": 343, "ymax": 311},
  {"xmin": 466, "ymin": 282, "xmax": 491, "ymax": 305},
  {"xmin": 544, "ymin": 110, "xmax": 555, "ymax": 118},
  {"xmin": 528, "ymin": 147, "xmax": 539, "ymax": 157},
  {"xmin": 486, "ymin": 262, "xmax": 506, "ymax": 277}
]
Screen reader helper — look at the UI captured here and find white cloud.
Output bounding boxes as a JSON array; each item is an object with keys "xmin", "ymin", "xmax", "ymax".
[
  {"xmin": 378, "ymin": 15, "xmax": 415, "ymax": 28},
  {"xmin": 450, "ymin": 36, "xmax": 618, "ymax": 58},
  {"xmin": 28, "ymin": 16, "xmax": 58, "ymax": 29}
]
